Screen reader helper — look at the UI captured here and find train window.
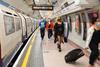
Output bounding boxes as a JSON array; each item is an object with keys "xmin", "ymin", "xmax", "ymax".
[
  {"xmin": 15, "ymin": 18, "xmax": 21, "ymax": 31},
  {"xmin": 26, "ymin": 18, "xmax": 31, "ymax": 27},
  {"xmin": 81, "ymin": 13, "xmax": 87, "ymax": 41},
  {"xmin": 68, "ymin": 16, "xmax": 72, "ymax": 32},
  {"xmin": 5, "ymin": 12, "xmax": 12, "ymax": 15},
  {"xmin": 13, "ymin": 14, "xmax": 17, "ymax": 16},
  {"xmin": 4, "ymin": 15, "xmax": 15, "ymax": 35},
  {"xmin": 75, "ymin": 14, "xmax": 82, "ymax": 34}
]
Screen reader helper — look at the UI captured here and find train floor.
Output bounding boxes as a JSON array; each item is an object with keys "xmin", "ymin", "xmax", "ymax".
[{"xmin": 14, "ymin": 30, "xmax": 100, "ymax": 67}]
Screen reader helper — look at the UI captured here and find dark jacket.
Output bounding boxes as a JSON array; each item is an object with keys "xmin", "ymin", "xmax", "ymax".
[{"xmin": 54, "ymin": 22, "xmax": 64, "ymax": 36}]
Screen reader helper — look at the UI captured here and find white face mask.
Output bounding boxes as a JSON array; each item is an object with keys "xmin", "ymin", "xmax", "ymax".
[{"xmin": 96, "ymin": 22, "xmax": 100, "ymax": 28}]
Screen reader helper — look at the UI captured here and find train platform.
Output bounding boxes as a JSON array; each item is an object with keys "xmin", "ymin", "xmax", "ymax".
[{"xmin": 13, "ymin": 30, "xmax": 100, "ymax": 67}]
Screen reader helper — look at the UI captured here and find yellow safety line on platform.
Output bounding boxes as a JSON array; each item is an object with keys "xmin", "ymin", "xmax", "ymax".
[
  {"xmin": 21, "ymin": 45, "xmax": 32, "ymax": 67},
  {"xmin": 21, "ymin": 29, "xmax": 39, "ymax": 67}
]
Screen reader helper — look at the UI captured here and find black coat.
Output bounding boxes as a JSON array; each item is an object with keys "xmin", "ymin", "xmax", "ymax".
[{"xmin": 54, "ymin": 22, "xmax": 64, "ymax": 36}]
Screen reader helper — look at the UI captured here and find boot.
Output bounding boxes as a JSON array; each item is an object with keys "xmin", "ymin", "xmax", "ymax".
[
  {"xmin": 59, "ymin": 49, "xmax": 61, "ymax": 52},
  {"xmin": 57, "ymin": 44, "xmax": 61, "ymax": 52}
]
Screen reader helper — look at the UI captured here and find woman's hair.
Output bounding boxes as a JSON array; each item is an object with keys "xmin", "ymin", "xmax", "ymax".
[{"xmin": 57, "ymin": 17, "xmax": 62, "ymax": 22}]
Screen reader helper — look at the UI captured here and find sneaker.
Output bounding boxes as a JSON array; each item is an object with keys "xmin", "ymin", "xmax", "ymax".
[{"xmin": 54, "ymin": 39, "xmax": 57, "ymax": 43}]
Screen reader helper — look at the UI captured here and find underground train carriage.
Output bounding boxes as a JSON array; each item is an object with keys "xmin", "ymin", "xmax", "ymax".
[{"xmin": 0, "ymin": 4, "xmax": 37, "ymax": 66}]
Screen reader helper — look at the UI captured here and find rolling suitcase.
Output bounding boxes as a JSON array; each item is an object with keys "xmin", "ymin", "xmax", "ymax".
[{"xmin": 64, "ymin": 48, "xmax": 84, "ymax": 63}]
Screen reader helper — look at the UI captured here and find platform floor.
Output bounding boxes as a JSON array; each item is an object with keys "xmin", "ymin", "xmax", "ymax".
[
  {"xmin": 42, "ymin": 32, "xmax": 99, "ymax": 67},
  {"xmin": 15, "ymin": 31, "xmax": 100, "ymax": 67}
]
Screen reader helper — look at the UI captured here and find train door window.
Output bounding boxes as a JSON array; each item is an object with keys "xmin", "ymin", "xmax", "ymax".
[
  {"xmin": 68, "ymin": 16, "xmax": 72, "ymax": 32},
  {"xmin": 32, "ymin": 19, "xmax": 35, "ymax": 29},
  {"xmin": 81, "ymin": 13, "xmax": 87, "ymax": 41},
  {"xmin": 26, "ymin": 18, "xmax": 29, "ymax": 27},
  {"xmin": 15, "ymin": 18, "xmax": 21, "ymax": 31},
  {"xmin": 26, "ymin": 18, "xmax": 31, "ymax": 27},
  {"xmin": 4, "ymin": 15, "xmax": 15, "ymax": 35},
  {"xmin": 61, "ymin": 15, "xmax": 66, "ymax": 22},
  {"xmin": 75, "ymin": 14, "xmax": 82, "ymax": 34}
]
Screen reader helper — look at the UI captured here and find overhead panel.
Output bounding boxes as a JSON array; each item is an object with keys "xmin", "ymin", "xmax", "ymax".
[
  {"xmin": 32, "ymin": 4, "xmax": 53, "ymax": 10},
  {"xmin": 33, "ymin": 0, "xmax": 54, "ymax": 18},
  {"xmin": 33, "ymin": 0, "xmax": 54, "ymax": 11}
]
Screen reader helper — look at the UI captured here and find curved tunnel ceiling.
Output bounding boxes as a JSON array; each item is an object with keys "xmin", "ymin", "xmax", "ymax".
[
  {"xmin": 25, "ymin": 0, "xmax": 54, "ymax": 19},
  {"xmin": 34, "ymin": 0, "xmax": 55, "ymax": 18},
  {"xmin": 24, "ymin": 0, "xmax": 58, "ymax": 19}
]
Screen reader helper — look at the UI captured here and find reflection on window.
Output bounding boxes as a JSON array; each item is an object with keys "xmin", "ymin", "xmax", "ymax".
[
  {"xmin": 81, "ymin": 13, "xmax": 87, "ymax": 41},
  {"xmin": 4, "ymin": 15, "xmax": 15, "ymax": 35},
  {"xmin": 68, "ymin": 16, "xmax": 72, "ymax": 32},
  {"xmin": 75, "ymin": 14, "xmax": 81, "ymax": 34},
  {"xmin": 15, "ymin": 18, "xmax": 21, "ymax": 31}
]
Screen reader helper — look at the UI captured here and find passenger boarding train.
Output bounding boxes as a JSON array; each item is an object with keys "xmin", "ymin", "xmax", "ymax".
[{"xmin": 0, "ymin": 4, "xmax": 38, "ymax": 65}]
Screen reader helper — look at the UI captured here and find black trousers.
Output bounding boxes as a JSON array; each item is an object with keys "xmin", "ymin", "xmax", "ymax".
[
  {"xmin": 89, "ymin": 50, "xmax": 99, "ymax": 65},
  {"xmin": 89, "ymin": 44, "xmax": 99, "ymax": 65},
  {"xmin": 40, "ymin": 28, "xmax": 45, "ymax": 40},
  {"xmin": 48, "ymin": 29, "xmax": 53, "ymax": 39}
]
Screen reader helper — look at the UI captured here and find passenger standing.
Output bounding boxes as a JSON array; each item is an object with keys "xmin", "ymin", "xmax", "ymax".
[
  {"xmin": 85, "ymin": 19, "xmax": 100, "ymax": 67},
  {"xmin": 46, "ymin": 20, "xmax": 54, "ymax": 39},
  {"xmin": 54, "ymin": 18, "xmax": 64, "ymax": 52},
  {"xmin": 39, "ymin": 19, "xmax": 46, "ymax": 40}
]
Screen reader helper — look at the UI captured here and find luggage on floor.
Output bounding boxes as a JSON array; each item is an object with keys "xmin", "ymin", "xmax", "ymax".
[{"xmin": 64, "ymin": 48, "xmax": 84, "ymax": 63}]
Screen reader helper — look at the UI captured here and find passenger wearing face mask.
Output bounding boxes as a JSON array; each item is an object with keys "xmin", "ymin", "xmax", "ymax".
[{"xmin": 85, "ymin": 19, "xmax": 100, "ymax": 67}]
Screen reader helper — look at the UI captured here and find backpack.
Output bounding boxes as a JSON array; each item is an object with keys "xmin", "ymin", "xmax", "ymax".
[
  {"xmin": 57, "ymin": 23, "xmax": 64, "ymax": 32},
  {"xmin": 40, "ymin": 22, "xmax": 45, "ymax": 28},
  {"xmin": 59, "ymin": 25, "xmax": 62, "ymax": 31}
]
